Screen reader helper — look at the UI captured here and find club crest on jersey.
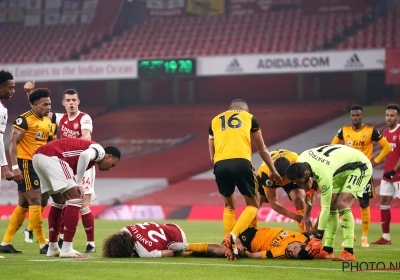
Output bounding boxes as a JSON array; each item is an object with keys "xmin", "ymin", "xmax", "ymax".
[
  {"xmin": 64, "ymin": 121, "xmax": 68, "ymax": 124},
  {"xmin": 394, "ymin": 136, "xmax": 397, "ymax": 141},
  {"xmin": 361, "ymin": 134, "xmax": 366, "ymax": 139},
  {"xmin": 74, "ymin": 123, "xmax": 79, "ymax": 130},
  {"xmin": 347, "ymin": 140, "xmax": 353, "ymax": 146}
]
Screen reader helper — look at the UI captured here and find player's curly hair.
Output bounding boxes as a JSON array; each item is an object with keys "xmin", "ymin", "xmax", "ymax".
[
  {"xmin": 102, "ymin": 231, "xmax": 136, "ymax": 258},
  {"xmin": 0, "ymin": 70, "xmax": 13, "ymax": 85},
  {"xmin": 29, "ymin": 88, "xmax": 50, "ymax": 105},
  {"xmin": 105, "ymin": 146, "xmax": 121, "ymax": 160},
  {"xmin": 274, "ymin": 157, "xmax": 291, "ymax": 176},
  {"xmin": 350, "ymin": 104, "xmax": 363, "ymax": 111}
]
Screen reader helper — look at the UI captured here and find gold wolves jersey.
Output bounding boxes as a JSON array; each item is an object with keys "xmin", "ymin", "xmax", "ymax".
[
  {"xmin": 13, "ymin": 110, "xmax": 54, "ymax": 160},
  {"xmin": 333, "ymin": 125, "xmax": 382, "ymax": 160},
  {"xmin": 209, "ymin": 110, "xmax": 261, "ymax": 163},
  {"xmin": 257, "ymin": 149, "xmax": 298, "ymax": 189},
  {"xmin": 251, "ymin": 227, "xmax": 308, "ymax": 259}
]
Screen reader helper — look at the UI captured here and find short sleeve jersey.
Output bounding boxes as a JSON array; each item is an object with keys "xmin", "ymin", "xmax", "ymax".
[
  {"xmin": 56, "ymin": 111, "xmax": 93, "ymax": 139},
  {"xmin": 257, "ymin": 149, "xmax": 298, "ymax": 190},
  {"xmin": 335, "ymin": 125, "xmax": 383, "ymax": 160},
  {"xmin": 0, "ymin": 102, "xmax": 8, "ymax": 134},
  {"xmin": 249, "ymin": 227, "xmax": 308, "ymax": 259},
  {"xmin": 209, "ymin": 110, "xmax": 261, "ymax": 163},
  {"xmin": 13, "ymin": 110, "xmax": 54, "ymax": 160},
  {"xmin": 382, "ymin": 124, "xmax": 400, "ymax": 182},
  {"xmin": 121, "ymin": 222, "xmax": 185, "ymax": 258},
  {"xmin": 34, "ymin": 138, "xmax": 104, "ymax": 173}
]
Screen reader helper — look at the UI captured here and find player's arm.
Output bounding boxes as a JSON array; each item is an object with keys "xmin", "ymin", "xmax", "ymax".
[
  {"xmin": 331, "ymin": 128, "xmax": 343, "ymax": 144},
  {"xmin": 8, "ymin": 126, "xmax": 25, "ymax": 184},
  {"xmin": 251, "ymin": 118, "xmax": 282, "ymax": 183},
  {"xmin": 265, "ymin": 188, "xmax": 302, "ymax": 223},
  {"xmin": 383, "ymin": 153, "xmax": 400, "ymax": 179},
  {"xmin": 158, "ymin": 250, "xmax": 174, "ymax": 257},
  {"xmin": 373, "ymin": 132, "xmax": 391, "ymax": 164},
  {"xmin": 76, "ymin": 144, "xmax": 104, "ymax": 199},
  {"xmin": 0, "ymin": 132, "xmax": 13, "ymax": 180},
  {"xmin": 80, "ymin": 115, "xmax": 93, "ymax": 140},
  {"xmin": 243, "ymin": 250, "xmax": 275, "ymax": 259},
  {"xmin": 23, "ymin": 80, "xmax": 35, "ymax": 108},
  {"xmin": 208, "ymin": 123, "xmax": 215, "ymax": 163}
]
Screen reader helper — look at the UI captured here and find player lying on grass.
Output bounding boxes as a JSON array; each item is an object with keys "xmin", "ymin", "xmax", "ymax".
[
  {"xmin": 102, "ymin": 222, "xmax": 186, "ymax": 258},
  {"xmin": 168, "ymin": 226, "xmax": 315, "ymax": 260}
]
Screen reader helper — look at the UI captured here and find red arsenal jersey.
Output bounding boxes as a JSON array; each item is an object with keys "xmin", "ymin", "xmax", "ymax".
[
  {"xmin": 122, "ymin": 222, "xmax": 185, "ymax": 258},
  {"xmin": 34, "ymin": 138, "xmax": 104, "ymax": 174},
  {"xmin": 57, "ymin": 112, "xmax": 92, "ymax": 139},
  {"xmin": 383, "ymin": 124, "xmax": 400, "ymax": 182}
]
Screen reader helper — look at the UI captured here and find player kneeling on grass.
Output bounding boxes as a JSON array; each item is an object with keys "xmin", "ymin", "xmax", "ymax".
[
  {"xmin": 168, "ymin": 226, "xmax": 314, "ymax": 260},
  {"xmin": 102, "ymin": 222, "xmax": 186, "ymax": 258}
]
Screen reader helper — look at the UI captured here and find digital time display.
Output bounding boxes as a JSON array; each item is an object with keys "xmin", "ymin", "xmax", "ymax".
[{"xmin": 138, "ymin": 58, "xmax": 196, "ymax": 77}]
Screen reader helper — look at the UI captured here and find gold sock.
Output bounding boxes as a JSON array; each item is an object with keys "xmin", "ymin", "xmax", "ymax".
[
  {"xmin": 2, "ymin": 205, "xmax": 29, "ymax": 243},
  {"xmin": 250, "ymin": 215, "xmax": 258, "ymax": 229},
  {"xmin": 361, "ymin": 206, "xmax": 370, "ymax": 237},
  {"xmin": 296, "ymin": 209, "xmax": 306, "ymax": 232},
  {"xmin": 26, "ymin": 206, "xmax": 45, "ymax": 231},
  {"xmin": 188, "ymin": 243, "xmax": 209, "ymax": 253},
  {"xmin": 231, "ymin": 206, "xmax": 258, "ymax": 238},
  {"xmin": 29, "ymin": 205, "xmax": 47, "ymax": 245},
  {"xmin": 223, "ymin": 208, "xmax": 236, "ymax": 235}
]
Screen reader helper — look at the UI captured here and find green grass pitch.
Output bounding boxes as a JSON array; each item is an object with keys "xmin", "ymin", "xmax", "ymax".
[{"xmin": 0, "ymin": 220, "xmax": 399, "ymax": 280}]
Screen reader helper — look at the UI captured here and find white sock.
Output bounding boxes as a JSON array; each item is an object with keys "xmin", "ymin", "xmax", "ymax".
[
  {"xmin": 59, "ymin": 233, "xmax": 64, "ymax": 240},
  {"xmin": 383, "ymin": 233, "xmax": 391, "ymax": 240},
  {"xmin": 87, "ymin": 241, "xmax": 95, "ymax": 247},
  {"xmin": 0, "ymin": 242, "xmax": 10, "ymax": 246},
  {"xmin": 61, "ymin": 241, "xmax": 73, "ymax": 252},
  {"xmin": 361, "ymin": 236, "xmax": 367, "ymax": 240},
  {"xmin": 49, "ymin": 242, "xmax": 59, "ymax": 250}
]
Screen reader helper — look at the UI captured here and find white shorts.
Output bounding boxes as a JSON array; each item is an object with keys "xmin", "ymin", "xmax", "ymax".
[
  {"xmin": 78, "ymin": 166, "xmax": 96, "ymax": 202},
  {"xmin": 33, "ymin": 154, "xmax": 77, "ymax": 195},
  {"xmin": 380, "ymin": 180, "xmax": 400, "ymax": 198}
]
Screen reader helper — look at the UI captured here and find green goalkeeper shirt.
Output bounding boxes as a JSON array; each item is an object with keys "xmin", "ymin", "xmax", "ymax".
[{"xmin": 297, "ymin": 144, "xmax": 371, "ymax": 231}]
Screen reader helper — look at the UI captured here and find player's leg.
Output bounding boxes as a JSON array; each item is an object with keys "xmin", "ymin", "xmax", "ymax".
[
  {"xmin": 214, "ymin": 160, "xmax": 237, "ymax": 236},
  {"xmin": 80, "ymin": 167, "xmax": 96, "ymax": 253},
  {"xmin": 0, "ymin": 192, "xmax": 28, "ymax": 253},
  {"xmin": 358, "ymin": 177, "xmax": 374, "ymax": 247},
  {"xmin": 223, "ymin": 159, "xmax": 259, "ymax": 260},
  {"xmin": 371, "ymin": 180, "xmax": 396, "ymax": 244},
  {"xmin": 25, "ymin": 193, "xmax": 48, "ymax": 243}
]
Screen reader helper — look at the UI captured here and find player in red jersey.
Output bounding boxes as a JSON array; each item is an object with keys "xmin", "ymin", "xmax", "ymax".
[
  {"xmin": 371, "ymin": 104, "xmax": 400, "ymax": 245},
  {"xmin": 24, "ymin": 81, "xmax": 97, "ymax": 253},
  {"xmin": 102, "ymin": 222, "xmax": 186, "ymax": 258},
  {"xmin": 32, "ymin": 138, "xmax": 121, "ymax": 258}
]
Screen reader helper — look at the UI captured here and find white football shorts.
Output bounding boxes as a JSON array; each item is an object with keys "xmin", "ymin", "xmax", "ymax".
[{"xmin": 379, "ymin": 180, "xmax": 400, "ymax": 199}]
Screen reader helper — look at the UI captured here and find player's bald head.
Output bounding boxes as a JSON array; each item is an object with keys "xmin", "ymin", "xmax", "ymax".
[{"xmin": 229, "ymin": 99, "xmax": 249, "ymax": 112}]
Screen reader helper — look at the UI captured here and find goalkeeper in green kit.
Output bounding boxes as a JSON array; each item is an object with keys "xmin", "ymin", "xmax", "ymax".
[{"xmin": 287, "ymin": 144, "xmax": 372, "ymax": 261}]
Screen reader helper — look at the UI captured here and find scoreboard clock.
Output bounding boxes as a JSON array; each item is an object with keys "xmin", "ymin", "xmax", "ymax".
[{"xmin": 138, "ymin": 58, "xmax": 196, "ymax": 77}]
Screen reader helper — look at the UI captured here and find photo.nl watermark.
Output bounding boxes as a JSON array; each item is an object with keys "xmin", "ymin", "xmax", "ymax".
[{"xmin": 342, "ymin": 261, "xmax": 400, "ymax": 272}]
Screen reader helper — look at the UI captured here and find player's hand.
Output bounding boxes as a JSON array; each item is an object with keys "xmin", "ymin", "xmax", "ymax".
[
  {"xmin": 23, "ymin": 80, "xmax": 35, "ymax": 95},
  {"xmin": 305, "ymin": 188, "xmax": 316, "ymax": 207},
  {"xmin": 384, "ymin": 170, "xmax": 396, "ymax": 180},
  {"xmin": 12, "ymin": 169, "xmax": 23, "ymax": 184},
  {"xmin": 3, "ymin": 168, "xmax": 14, "ymax": 181},
  {"xmin": 301, "ymin": 215, "xmax": 312, "ymax": 232},
  {"xmin": 305, "ymin": 237, "xmax": 322, "ymax": 257},
  {"xmin": 269, "ymin": 170, "xmax": 283, "ymax": 184},
  {"xmin": 76, "ymin": 185, "xmax": 85, "ymax": 200}
]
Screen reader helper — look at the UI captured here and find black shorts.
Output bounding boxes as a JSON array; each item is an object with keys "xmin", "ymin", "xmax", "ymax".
[
  {"xmin": 361, "ymin": 176, "xmax": 375, "ymax": 200},
  {"xmin": 17, "ymin": 158, "xmax": 40, "ymax": 192},
  {"xmin": 214, "ymin": 158, "xmax": 257, "ymax": 198},
  {"xmin": 257, "ymin": 175, "xmax": 301, "ymax": 202}
]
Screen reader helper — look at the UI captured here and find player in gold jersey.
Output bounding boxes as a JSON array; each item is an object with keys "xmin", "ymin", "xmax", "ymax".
[
  {"xmin": 208, "ymin": 99, "xmax": 282, "ymax": 260},
  {"xmin": 168, "ymin": 226, "xmax": 313, "ymax": 260},
  {"xmin": 331, "ymin": 104, "xmax": 390, "ymax": 247},
  {"xmin": 0, "ymin": 89, "xmax": 53, "ymax": 255},
  {"xmin": 257, "ymin": 149, "xmax": 308, "ymax": 232}
]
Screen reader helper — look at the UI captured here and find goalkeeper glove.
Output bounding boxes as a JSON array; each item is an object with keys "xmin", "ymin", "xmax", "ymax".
[
  {"xmin": 384, "ymin": 170, "xmax": 396, "ymax": 180},
  {"xmin": 305, "ymin": 188, "xmax": 316, "ymax": 207},
  {"xmin": 305, "ymin": 230, "xmax": 324, "ymax": 257}
]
